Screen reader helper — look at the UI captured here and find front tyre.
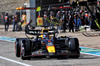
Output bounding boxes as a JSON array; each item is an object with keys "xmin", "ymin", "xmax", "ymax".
[
  {"xmin": 21, "ymin": 39, "xmax": 31, "ymax": 60},
  {"xmin": 68, "ymin": 38, "xmax": 80, "ymax": 58}
]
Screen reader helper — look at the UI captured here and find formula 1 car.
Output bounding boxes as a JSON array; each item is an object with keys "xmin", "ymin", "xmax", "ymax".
[{"xmin": 15, "ymin": 24, "xmax": 81, "ymax": 60}]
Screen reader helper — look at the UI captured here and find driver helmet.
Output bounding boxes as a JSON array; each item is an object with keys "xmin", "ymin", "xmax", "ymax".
[{"xmin": 43, "ymin": 34, "xmax": 47, "ymax": 39}]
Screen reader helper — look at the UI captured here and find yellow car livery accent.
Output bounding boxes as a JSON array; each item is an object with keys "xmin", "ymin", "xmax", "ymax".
[
  {"xmin": 42, "ymin": 29, "xmax": 49, "ymax": 33},
  {"xmin": 47, "ymin": 46, "xmax": 55, "ymax": 53},
  {"xmin": 39, "ymin": 34, "xmax": 43, "ymax": 38},
  {"xmin": 62, "ymin": 36, "xmax": 66, "ymax": 37}
]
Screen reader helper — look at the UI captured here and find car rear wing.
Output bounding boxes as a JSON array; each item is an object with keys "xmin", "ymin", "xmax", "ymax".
[
  {"xmin": 25, "ymin": 29, "xmax": 58, "ymax": 35},
  {"xmin": 25, "ymin": 29, "xmax": 41, "ymax": 35}
]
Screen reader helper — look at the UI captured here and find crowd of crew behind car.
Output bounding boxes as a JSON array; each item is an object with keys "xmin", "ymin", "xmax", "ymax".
[
  {"xmin": 43, "ymin": 10, "xmax": 93, "ymax": 32},
  {"xmin": 4, "ymin": 13, "xmax": 26, "ymax": 32},
  {"xmin": 4, "ymin": 9, "xmax": 95, "ymax": 32}
]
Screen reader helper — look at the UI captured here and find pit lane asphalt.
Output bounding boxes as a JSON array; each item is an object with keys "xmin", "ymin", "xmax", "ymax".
[{"xmin": 0, "ymin": 40, "xmax": 100, "ymax": 66}]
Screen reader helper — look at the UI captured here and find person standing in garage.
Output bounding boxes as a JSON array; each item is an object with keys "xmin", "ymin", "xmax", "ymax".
[{"xmin": 4, "ymin": 13, "xmax": 9, "ymax": 32}]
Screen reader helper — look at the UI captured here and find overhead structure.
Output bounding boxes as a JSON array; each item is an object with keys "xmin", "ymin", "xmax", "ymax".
[
  {"xmin": 30, "ymin": 0, "xmax": 36, "ymax": 27},
  {"xmin": 76, "ymin": 0, "xmax": 100, "ymax": 37}
]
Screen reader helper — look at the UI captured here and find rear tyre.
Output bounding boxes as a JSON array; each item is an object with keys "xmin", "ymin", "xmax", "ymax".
[
  {"xmin": 68, "ymin": 38, "xmax": 80, "ymax": 58},
  {"xmin": 15, "ymin": 38, "xmax": 22, "ymax": 57}
]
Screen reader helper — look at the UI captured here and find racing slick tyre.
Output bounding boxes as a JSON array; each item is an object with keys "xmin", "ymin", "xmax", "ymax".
[
  {"xmin": 68, "ymin": 38, "xmax": 80, "ymax": 58},
  {"xmin": 21, "ymin": 39, "xmax": 31, "ymax": 60},
  {"xmin": 15, "ymin": 38, "xmax": 22, "ymax": 57}
]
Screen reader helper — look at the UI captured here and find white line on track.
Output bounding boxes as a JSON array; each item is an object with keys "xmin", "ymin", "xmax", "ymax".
[{"xmin": 0, "ymin": 56, "xmax": 32, "ymax": 66}]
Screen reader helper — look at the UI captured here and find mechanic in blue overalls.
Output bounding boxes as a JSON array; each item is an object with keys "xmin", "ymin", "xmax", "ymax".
[
  {"xmin": 62, "ymin": 11, "xmax": 67, "ymax": 32},
  {"xmin": 13, "ymin": 14, "xmax": 19, "ymax": 31},
  {"xmin": 4, "ymin": 13, "xmax": 9, "ymax": 32},
  {"xmin": 74, "ymin": 14, "xmax": 81, "ymax": 31},
  {"xmin": 50, "ymin": 11, "xmax": 54, "ymax": 29},
  {"xmin": 56, "ymin": 11, "xmax": 60, "ymax": 30},
  {"xmin": 12, "ymin": 14, "xmax": 15, "ymax": 31},
  {"xmin": 44, "ymin": 11, "xmax": 49, "ymax": 28},
  {"xmin": 84, "ymin": 11, "xmax": 89, "ymax": 25}
]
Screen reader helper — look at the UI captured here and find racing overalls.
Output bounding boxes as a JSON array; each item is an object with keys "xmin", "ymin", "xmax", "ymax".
[
  {"xmin": 4, "ymin": 16, "xmax": 9, "ymax": 31},
  {"xmin": 22, "ymin": 14, "xmax": 27, "ymax": 27}
]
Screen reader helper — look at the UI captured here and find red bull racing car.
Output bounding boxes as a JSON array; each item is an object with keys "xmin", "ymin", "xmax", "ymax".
[{"xmin": 15, "ymin": 24, "xmax": 81, "ymax": 60}]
